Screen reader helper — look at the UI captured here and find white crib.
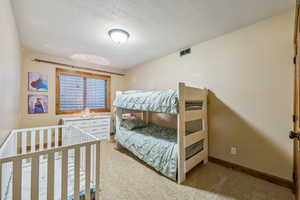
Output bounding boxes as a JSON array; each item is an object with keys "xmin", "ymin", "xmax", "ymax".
[{"xmin": 0, "ymin": 125, "xmax": 100, "ymax": 200}]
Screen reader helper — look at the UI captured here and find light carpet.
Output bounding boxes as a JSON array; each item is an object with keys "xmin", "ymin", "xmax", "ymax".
[{"xmin": 99, "ymin": 142, "xmax": 294, "ymax": 200}]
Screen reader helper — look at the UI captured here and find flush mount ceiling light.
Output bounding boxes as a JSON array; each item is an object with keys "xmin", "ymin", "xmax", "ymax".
[
  {"xmin": 108, "ymin": 28, "xmax": 130, "ymax": 44},
  {"xmin": 70, "ymin": 54, "xmax": 110, "ymax": 66}
]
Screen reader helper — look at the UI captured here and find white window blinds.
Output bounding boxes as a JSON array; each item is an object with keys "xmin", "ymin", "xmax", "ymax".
[
  {"xmin": 59, "ymin": 74, "xmax": 107, "ymax": 111},
  {"xmin": 60, "ymin": 74, "xmax": 84, "ymax": 111},
  {"xmin": 86, "ymin": 78, "xmax": 107, "ymax": 109}
]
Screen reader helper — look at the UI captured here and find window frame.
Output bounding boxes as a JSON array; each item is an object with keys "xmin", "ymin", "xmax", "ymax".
[{"xmin": 56, "ymin": 68, "xmax": 111, "ymax": 115}]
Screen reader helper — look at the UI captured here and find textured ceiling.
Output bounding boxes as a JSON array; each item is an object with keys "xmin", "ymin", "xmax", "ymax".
[{"xmin": 12, "ymin": 0, "xmax": 294, "ymax": 68}]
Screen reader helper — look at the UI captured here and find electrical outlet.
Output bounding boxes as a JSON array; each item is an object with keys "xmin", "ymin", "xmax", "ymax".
[{"xmin": 230, "ymin": 147, "xmax": 237, "ymax": 155}]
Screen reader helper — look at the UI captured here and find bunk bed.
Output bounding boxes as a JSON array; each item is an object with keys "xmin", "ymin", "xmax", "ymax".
[{"xmin": 113, "ymin": 82, "xmax": 208, "ymax": 183}]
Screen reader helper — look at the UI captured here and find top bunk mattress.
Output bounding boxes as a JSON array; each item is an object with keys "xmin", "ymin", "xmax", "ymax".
[{"xmin": 113, "ymin": 90, "xmax": 178, "ymax": 114}]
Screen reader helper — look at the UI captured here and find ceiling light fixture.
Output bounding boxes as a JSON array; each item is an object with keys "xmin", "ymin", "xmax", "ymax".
[{"xmin": 108, "ymin": 28, "xmax": 130, "ymax": 44}]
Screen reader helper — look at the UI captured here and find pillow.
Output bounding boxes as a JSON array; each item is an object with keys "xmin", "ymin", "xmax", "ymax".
[{"xmin": 121, "ymin": 119, "xmax": 147, "ymax": 130}]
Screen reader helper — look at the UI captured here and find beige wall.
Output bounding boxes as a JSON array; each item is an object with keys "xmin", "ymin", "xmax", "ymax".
[
  {"xmin": 0, "ymin": 0, "xmax": 22, "ymax": 143},
  {"xmin": 20, "ymin": 49, "xmax": 126, "ymax": 128},
  {"xmin": 125, "ymin": 11, "xmax": 294, "ymax": 180}
]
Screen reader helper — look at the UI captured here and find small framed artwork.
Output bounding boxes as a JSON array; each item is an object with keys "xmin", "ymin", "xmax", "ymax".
[
  {"xmin": 28, "ymin": 95, "xmax": 48, "ymax": 114},
  {"xmin": 28, "ymin": 72, "xmax": 48, "ymax": 92}
]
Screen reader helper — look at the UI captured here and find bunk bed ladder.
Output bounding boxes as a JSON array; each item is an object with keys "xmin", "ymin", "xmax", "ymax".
[{"xmin": 177, "ymin": 82, "xmax": 208, "ymax": 184}]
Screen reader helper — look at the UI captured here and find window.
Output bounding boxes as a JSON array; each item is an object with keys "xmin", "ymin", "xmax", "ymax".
[{"xmin": 56, "ymin": 68, "xmax": 111, "ymax": 114}]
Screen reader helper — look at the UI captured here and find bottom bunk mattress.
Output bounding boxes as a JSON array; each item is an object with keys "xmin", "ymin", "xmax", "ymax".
[
  {"xmin": 2, "ymin": 152, "xmax": 95, "ymax": 200},
  {"xmin": 116, "ymin": 123, "xmax": 203, "ymax": 181}
]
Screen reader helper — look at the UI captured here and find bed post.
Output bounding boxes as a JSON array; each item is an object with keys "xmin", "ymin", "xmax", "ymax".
[
  {"xmin": 203, "ymin": 89, "xmax": 209, "ymax": 164},
  {"xmin": 142, "ymin": 112, "xmax": 150, "ymax": 124},
  {"xmin": 177, "ymin": 82, "xmax": 186, "ymax": 183},
  {"xmin": 115, "ymin": 91, "xmax": 123, "ymax": 149}
]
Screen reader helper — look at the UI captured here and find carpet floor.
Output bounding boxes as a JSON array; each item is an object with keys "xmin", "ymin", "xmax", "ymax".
[{"xmin": 99, "ymin": 142, "xmax": 294, "ymax": 200}]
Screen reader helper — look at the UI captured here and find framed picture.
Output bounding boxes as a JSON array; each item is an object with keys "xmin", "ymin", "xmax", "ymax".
[
  {"xmin": 28, "ymin": 72, "xmax": 48, "ymax": 91},
  {"xmin": 28, "ymin": 95, "xmax": 48, "ymax": 114}
]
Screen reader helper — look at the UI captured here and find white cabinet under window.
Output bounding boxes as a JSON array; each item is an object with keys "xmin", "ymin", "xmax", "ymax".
[{"xmin": 62, "ymin": 115, "xmax": 111, "ymax": 140}]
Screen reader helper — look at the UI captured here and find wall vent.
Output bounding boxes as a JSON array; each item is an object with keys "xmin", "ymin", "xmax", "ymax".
[{"xmin": 180, "ymin": 48, "xmax": 191, "ymax": 57}]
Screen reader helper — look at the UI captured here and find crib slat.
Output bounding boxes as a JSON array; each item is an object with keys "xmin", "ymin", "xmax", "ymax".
[
  {"xmin": 58, "ymin": 127, "xmax": 62, "ymax": 146},
  {"xmin": 28, "ymin": 130, "xmax": 36, "ymax": 152},
  {"xmin": 74, "ymin": 147, "xmax": 80, "ymax": 200},
  {"xmin": 17, "ymin": 132, "xmax": 22, "ymax": 154},
  {"xmin": 13, "ymin": 159, "xmax": 22, "ymax": 200},
  {"xmin": 31, "ymin": 155, "xmax": 39, "ymax": 200},
  {"xmin": 47, "ymin": 152, "xmax": 55, "ymax": 200},
  {"xmin": 22, "ymin": 131, "xmax": 27, "ymax": 153},
  {"xmin": 43, "ymin": 129, "xmax": 47, "ymax": 149},
  {"xmin": 85, "ymin": 144, "xmax": 91, "ymax": 200},
  {"xmin": 91, "ymin": 145, "xmax": 95, "ymax": 186},
  {"xmin": 31, "ymin": 130, "xmax": 36, "ymax": 151},
  {"xmin": 47, "ymin": 129, "xmax": 52, "ymax": 148},
  {"xmin": 54, "ymin": 128, "xmax": 59, "ymax": 147},
  {"xmin": 35, "ymin": 130, "xmax": 40, "ymax": 150},
  {"xmin": 95, "ymin": 142, "xmax": 100, "ymax": 200},
  {"xmin": 61, "ymin": 149, "xmax": 68, "ymax": 200},
  {"xmin": 39, "ymin": 129, "xmax": 44, "ymax": 150}
]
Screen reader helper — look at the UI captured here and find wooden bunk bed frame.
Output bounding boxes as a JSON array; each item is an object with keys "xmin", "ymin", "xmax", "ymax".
[
  {"xmin": 176, "ymin": 82, "xmax": 208, "ymax": 183},
  {"xmin": 116, "ymin": 82, "xmax": 208, "ymax": 184}
]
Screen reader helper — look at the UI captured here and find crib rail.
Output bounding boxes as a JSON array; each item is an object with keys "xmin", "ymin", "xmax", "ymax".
[
  {"xmin": 17, "ymin": 125, "xmax": 63, "ymax": 154},
  {"xmin": 0, "ymin": 125, "xmax": 100, "ymax": 200}
]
